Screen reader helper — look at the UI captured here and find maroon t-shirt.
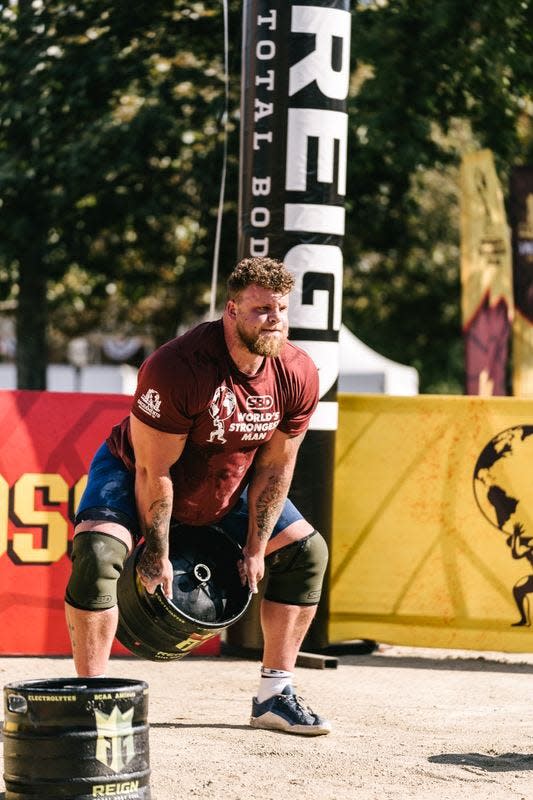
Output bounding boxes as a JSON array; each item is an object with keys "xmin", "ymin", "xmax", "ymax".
[{"xmin": 107, "ymin": 320, "xmax": 319, "ymax": 525}]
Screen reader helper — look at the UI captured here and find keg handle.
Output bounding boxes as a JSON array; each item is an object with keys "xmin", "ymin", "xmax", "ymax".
[{"xmin": 7, "ymin": 694, "xmax": 28, "ymax": 713}]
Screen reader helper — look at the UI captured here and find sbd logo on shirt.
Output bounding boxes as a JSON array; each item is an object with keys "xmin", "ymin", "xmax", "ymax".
[
  {"xmin": 137, "ymin": 389, "xmax": 162, "ymax": 419},
  {"xmin": 246, "ymin": 395, "xmax": 274, "ymax": 411}
]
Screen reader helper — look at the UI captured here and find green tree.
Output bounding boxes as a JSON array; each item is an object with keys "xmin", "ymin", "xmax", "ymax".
[
  {"xmin": 344, "ymin": 0, "xmax": 532, "ymax": 391},
  {"xmin": 0, "ymin": 0, "xmax": 240, "ymax": 388},
  {"xmin": 1, "ymin": 0, "xmax": 532, "ymax": 393}
]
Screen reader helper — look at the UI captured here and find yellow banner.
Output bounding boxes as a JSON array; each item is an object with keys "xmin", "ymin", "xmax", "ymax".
[
  {"xmin": 510, "ymin": 166, "xmax": 533, "ymax": 396},
  {"xmin": 460, "ymin": 149, "xmax": 513, "ymax": 327},
  {"xmin": 512, "ymin": 314, "xmax": 533, "ymax": 396},
  {"xmin": 330, "ymin": 394, "xmax": 533, "ymax": 651}
]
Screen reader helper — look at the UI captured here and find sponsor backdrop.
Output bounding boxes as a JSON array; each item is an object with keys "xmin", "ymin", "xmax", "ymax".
[
  {"xmin": 238, "ymin": 0, "xmax": 351, "ymax": 647},
  {"xmin": 4, "ymin": 389, "xmax": 533, "ymax": 654},
  {"xmin": 459, "ymin": 150, "xmax": 513, "ymax": 396},
  {"xmin": 0, "ymin": 390, "xmax": 218, "ymax": 656},
  {"xmin": 510, "ymin": 165, "xmax": 533, "ymax": 396},
  {"xmin": 331, "ymin": 393, "xmax": 533, "ymax": 652}
]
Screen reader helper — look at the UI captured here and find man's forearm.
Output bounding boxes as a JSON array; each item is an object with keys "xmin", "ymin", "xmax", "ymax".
[
  {"xmin": 145, "ymin": 496, "xmax": 173, "ymax": 548},
  {"xmin": 255, "ymin": 475, "xmax": 287, "ymax": 541},
  {"xmin": 136, "ymin": 471, "xmax": 173, "ymax": 554},
  {"xmin": 248, "ymin": 465, "xmax": 293, "ymax": 550}
]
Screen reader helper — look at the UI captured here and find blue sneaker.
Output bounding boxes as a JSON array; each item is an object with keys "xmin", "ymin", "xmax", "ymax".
[{"xmin": 250, "ymin": 686, "xmax": 331, "ymax": 735}]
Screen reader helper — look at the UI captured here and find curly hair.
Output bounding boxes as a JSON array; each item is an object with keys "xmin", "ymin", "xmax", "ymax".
[{"xmin": 226, "ymin": 257, "xmax": 295, "ymax": 299}]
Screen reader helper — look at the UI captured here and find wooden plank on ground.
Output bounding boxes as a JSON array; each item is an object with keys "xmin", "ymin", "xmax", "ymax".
[{"xmin": 296, "ymin": 651, "xmax": 338, "ymax": 669}]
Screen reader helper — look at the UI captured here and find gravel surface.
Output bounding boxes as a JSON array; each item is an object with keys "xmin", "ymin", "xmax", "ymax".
[{"xmin": 1, "ymin": 644, "xmax": 533, "ymax": 800}]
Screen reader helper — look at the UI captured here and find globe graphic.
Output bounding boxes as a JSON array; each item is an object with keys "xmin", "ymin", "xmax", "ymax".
[{"xmin": 473, "ymin": 425, "xmax": 533, "ymax": 536}]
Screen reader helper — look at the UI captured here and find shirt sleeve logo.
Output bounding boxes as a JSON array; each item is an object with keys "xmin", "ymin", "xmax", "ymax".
[
  {"xmin": 137, "ymin": 388, "xmax": 162, "ymax": 419},
  {"xmin": 207, "ymin": 384, "xmax": 237, "ymax": 443}
]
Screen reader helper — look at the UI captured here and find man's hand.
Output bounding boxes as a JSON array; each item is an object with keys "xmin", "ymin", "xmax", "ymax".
[
  {"xmin": 137, "ymin": 546, "xmax": 174, "ymax": 599},
  {"xmin": 239, "ymin": 547, "xmax": 265, "ymax": 594}
]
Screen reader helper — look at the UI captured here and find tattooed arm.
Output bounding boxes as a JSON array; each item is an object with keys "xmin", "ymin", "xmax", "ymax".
[
  {"xmin": 242, "ymin": 430, "xmax": 306, "ymax": 593},
  {"xmin": 129, "ymin": 414, "xmax": 188, "ymax": 598}
]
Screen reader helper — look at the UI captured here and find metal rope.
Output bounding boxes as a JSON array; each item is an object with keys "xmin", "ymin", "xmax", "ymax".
[{"xmin": 209, "ymin": 0, "xmax": 229, "ymax": 320}]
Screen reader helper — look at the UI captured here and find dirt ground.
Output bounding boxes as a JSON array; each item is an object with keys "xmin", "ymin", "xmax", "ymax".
[{"xmin": 1, "ymin": 643, "xmax": 533, "ymax": 800}]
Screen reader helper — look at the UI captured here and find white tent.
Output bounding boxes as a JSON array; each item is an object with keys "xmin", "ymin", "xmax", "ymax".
[
  {"xmin": 0, "ymin": 324, "xmax": 418, "ymax": 397},
  {"xmin": 338, "ymin": 324, "xmax": 418, "ymax": 395}
]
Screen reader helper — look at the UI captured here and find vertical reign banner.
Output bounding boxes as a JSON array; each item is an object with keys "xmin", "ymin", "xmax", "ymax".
[
  {"xmin": 510, "ymin": 166, "xmax": 533, "ymax": 396},
  {"xmin": 459, "ymin": 150, "xmax": 513, "ymax": 395},
  {"xmin": 238, "ymin": 0, "xmax": 351, "ymax": 647}
]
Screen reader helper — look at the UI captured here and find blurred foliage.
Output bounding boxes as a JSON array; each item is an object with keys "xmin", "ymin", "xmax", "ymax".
[
  {"xmin": 344, "ymin": 0, "xmax": 533, "ymax": 392},
  {"xmin": 0, "ymin": 0, "xmax": 243, "ymax": 385},
  {"xmin": 0, "ymin": 0, "xmax": 532, "ymax": 390}
]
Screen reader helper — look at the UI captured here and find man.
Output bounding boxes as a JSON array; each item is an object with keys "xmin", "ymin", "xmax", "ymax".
[{"xmin": 65, "ymin": 256, "xmax": 330, "ymax": 736}]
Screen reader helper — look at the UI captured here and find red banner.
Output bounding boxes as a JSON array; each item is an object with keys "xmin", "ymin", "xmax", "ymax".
[{"xmin": 0, "ymin": 390, "xmax": 218, "ymax": 656}]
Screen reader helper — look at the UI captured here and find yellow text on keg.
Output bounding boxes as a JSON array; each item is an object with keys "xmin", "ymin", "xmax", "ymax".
[{"xmin": 92, "ymin": 780, "xmax": 139, "ymax": 796}]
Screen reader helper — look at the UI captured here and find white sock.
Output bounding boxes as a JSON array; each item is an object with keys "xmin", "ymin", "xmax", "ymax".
[{"xmin": 256, "ymin": 668, "xmax": 293, "ymax": 703}]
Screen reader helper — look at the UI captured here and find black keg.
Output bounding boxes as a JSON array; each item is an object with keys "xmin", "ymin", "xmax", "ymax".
[
  {"xmin": 116, "ymin": 523, "xmax": 252, "ymax": 661},
  {"xmin": 3, "ymin": 677, "xmax": 150, "ymax": 800}
]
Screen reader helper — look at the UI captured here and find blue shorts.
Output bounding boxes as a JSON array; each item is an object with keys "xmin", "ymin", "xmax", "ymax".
[{"xmin": 76, "ymin": 442, "xmax": 303, "ymax": 547}]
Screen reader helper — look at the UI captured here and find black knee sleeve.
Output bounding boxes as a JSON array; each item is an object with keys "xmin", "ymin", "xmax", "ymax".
[
  {"xmin": 65, "ymin": 532, "xmax": 128, "ymax": 611},
  {"xmin": 264, "ymin": 530, "xmax": 328, "ymax": 606}
]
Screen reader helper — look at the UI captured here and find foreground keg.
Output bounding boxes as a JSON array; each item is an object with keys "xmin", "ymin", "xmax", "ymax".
[
  {"xmin": 3, "ymin": 677, "xmax": 150, "ymax": 800},
  {"xmin": 117, "ymin": 523, "xmax": 252, "ymax": 661}
]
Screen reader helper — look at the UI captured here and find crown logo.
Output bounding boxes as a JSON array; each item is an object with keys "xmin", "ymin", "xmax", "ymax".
[{"xmin": 94, "ymin": 705, "xmax": 135, "ymax": 773}]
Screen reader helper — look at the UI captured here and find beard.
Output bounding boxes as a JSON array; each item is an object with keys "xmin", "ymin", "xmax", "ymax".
[{"xmin": 236, "ymin": 322, "xmax": 287, "ymax": 357}]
